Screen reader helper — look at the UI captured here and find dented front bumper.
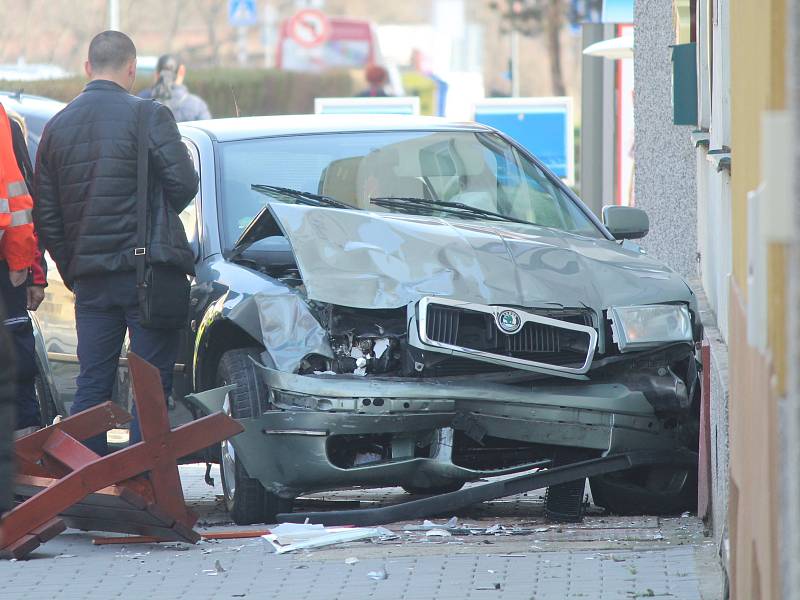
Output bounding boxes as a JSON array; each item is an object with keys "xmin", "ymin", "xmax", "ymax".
[{"xmin": 188, "ymin": 366, "xmax": 684, "ymax": 499}]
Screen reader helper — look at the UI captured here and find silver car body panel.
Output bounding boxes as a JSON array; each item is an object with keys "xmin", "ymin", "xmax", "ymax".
[{"xmin": 266, "ymin": 203, "xmax": 696, "ymax": 314}]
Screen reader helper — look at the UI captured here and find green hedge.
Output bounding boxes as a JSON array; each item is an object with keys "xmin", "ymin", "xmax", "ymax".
[{"xmin": 1, "ymin": 68, "xmax": 356, "ymax": 117}]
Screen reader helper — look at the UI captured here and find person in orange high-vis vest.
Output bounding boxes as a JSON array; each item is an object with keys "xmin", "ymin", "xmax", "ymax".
[
  {"xmin": 0, "ymin": 103, "xmax": 38, "ymax": 439},
  {"xmin": 0, "ymin": 104, "xmax": 36, "ymax": 281}
]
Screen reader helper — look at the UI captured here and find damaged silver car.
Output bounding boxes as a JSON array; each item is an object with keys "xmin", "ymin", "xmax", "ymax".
[{"xmin": 36, "ymin": 115, "xmax": 702, "ymax": 525}]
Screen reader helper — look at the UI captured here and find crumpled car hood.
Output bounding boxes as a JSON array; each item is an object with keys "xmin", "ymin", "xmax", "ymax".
[{"xmin": 267, "ymin": 203, "xmax": 694, "ymax": 311}]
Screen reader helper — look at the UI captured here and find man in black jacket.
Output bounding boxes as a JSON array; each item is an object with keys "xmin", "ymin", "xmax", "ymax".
[{"xmin": 34, "ymin": 31, "xmax": 198, "ymax": 454}]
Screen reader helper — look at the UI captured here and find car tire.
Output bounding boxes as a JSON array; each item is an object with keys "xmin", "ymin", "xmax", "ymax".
[
  {"xmin": 216, "ymin": 347, "xmax": 291, "ymax": 524},
  {"xmin": 402, "ymin": 481, "xmax": 465, "ymax": 496},
  {"xmin": 589, "ymin": 463, "xmax": 698, "ymax": 516}
]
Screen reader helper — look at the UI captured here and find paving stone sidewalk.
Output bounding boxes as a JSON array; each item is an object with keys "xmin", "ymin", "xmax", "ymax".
[{"xmin": 0, "ymin": 465, "xmax": 725, "ymax": 600}]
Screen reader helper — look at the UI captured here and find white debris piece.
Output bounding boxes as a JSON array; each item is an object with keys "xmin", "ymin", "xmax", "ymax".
[
  {"xmin": 345, "ymin": 557, "xmax": 360, "ymax": 565},
  {"xmin": 485, "ymin": 524, "xmax": 504, "ymax": 534},
  {"xmin": 425, "ymin": 528, "xmax": 452, "ymax": 538},
  {"xmin": 262, "ymin": 523, "xmax": 395, "ymax": 554},
  {"xmin": 367, "ymin": 569, "xmax": 388, "ymax": 580},
  {"xmin": 404, "ymin": 516, "xmax": 459, "ymax": 531},
  {"xmin": 373, "ymin": 339, "xmax": 390, "ymax": 359}
]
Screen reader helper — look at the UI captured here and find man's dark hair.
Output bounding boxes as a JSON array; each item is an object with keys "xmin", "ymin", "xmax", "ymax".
[{"xmin": 88, "ymin": 31, "xmax": 136, "ymax": 71}]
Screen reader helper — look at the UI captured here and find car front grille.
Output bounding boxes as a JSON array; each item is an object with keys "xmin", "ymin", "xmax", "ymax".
[{"xmin": 419, "ymin": 298, "xmax": 597, "ymax": 375}]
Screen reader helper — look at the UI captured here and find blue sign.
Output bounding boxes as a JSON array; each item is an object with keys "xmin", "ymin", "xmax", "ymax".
[
  {"xmin": 474, "ymin": 98, "xmax": 574, "ymax": 183},
  {"xmin": 229, "ymin": 0, "xmax": 257, "ymax": 27}
]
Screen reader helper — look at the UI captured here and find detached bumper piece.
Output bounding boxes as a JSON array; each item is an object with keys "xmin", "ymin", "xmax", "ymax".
[
  {"xmin": 2, "ymin": 354, "xmax": 243, "ymax": 559},
  {"xmin": 277, "ymin": 449, "xmax": 697, "ymax": 527}
]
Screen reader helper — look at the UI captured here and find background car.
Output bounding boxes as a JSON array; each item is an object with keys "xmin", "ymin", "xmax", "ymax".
[
  {"xmin": 0, "ymin": 91, "xmax": 65, "ymax": 164},
  {"xmin": 35, "ymin": 115, "xmax": 702, "ymax": 525}
]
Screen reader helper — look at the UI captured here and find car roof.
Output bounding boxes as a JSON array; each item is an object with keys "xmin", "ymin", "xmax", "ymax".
[
  {"xmin": 179, "ymin": 114, "xmax": 491, "ymax": 142},
  {"xmin": 0, "ymin": 91, "xmax": 65, "ymax": 119}
]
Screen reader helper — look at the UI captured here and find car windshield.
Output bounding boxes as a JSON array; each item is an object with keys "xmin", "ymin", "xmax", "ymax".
[{"xmin": 218, "ymin": 130, "xmax": 603, "ymax": 248}]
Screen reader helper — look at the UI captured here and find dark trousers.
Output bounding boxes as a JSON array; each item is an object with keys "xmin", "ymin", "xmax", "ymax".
[
  {"xmin": 0, "ymin": 261, "xmax": 40, "ymax": 430},
  {"xmin": 72, "ymin": 272, "xmax": 179, "ymax": 455}
]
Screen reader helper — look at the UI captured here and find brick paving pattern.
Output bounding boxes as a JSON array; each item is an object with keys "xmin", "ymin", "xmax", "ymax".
[{"xmin": 0, "ymin": 465, "xmax": 723, "ymax": 600}]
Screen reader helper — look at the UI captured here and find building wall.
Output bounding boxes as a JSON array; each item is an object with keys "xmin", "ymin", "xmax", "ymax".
[
  {"xmin": 692, "ymin": 0, "xmax": 732, "ymax": 568},
  {"xmin": 633, "ymin": 0, "xmax": 697, "ymax": 278},
  {"xmin": 727, "ymin": 0, "xmax": 789, "ymax": 597},
  {"xmin": 781, "ymin": 1, "xmax": 800, "ymax": 597}
]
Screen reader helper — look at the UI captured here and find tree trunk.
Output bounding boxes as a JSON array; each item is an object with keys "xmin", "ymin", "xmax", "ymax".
[{"xmin": 546, "ymin": 0, "xmax": 567, "ymax": 96}]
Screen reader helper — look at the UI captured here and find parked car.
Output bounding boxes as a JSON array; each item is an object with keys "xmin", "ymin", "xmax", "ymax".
[
  {"xmin": 0, "ymin": 91, "xmax": 65, "ymax": 164},
  {"xmin": 35, "ymin": 115, "xmax": 702, "ymax": 524}
]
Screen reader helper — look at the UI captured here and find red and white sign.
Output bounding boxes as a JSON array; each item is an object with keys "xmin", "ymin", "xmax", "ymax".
[{"xmin": 287, "ymin": 9, "xmax": 331, "ymax": 49}]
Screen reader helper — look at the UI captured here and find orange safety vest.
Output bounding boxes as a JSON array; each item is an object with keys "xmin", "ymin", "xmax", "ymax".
[{"xmin": 0, "ymin": 103, "xmax": 36, "ymax": 271}]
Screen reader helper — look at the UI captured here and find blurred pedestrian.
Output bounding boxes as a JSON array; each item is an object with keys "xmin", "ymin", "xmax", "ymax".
[
  {"xmin": 35, "ymin": 31, "xmax": 198, "ymax": 455},
  {"xmin": 140, "ymin": 54, "xmax": 211, "ymax": 122},
  {"xmin": 0, "ymin": 104, "xmax": 39, "ymax": 439},
  {"xmin": 357, "ymin": 64, "xmax": 391, "ymax": 97}
]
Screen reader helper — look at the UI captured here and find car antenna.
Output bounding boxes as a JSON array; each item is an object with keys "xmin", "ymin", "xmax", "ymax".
[{"xmin": 230, "ymin": 85, "xmax": 240, "ymax": 117}]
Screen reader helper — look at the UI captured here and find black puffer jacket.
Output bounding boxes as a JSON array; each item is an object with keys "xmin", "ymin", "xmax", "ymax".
[{"xmin": 34, "ymin": 80, "xmax": 199, "ymax": 287}]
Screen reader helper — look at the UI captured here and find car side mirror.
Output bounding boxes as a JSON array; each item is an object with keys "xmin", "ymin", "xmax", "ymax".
[
  {"xmin": 239, "ymin": 236, "xmax": 296, "ymax": 270},
  {"xmin": 602, "ymin": 206, "xmax": 650, "ymax": 240}
]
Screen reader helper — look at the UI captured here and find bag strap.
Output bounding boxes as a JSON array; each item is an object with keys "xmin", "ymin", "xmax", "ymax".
[{"xmin": 135, "ymin": 100, "xmax": 154, "ymax": 287}]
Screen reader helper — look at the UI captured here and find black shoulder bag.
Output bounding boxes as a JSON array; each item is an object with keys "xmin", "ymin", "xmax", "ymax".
[{"xmin": 135, "ymin": 100, "xmax": 190, "ymax": 329}]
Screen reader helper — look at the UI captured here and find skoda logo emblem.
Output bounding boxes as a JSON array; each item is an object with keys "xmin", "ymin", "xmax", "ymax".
[{"xmin": 497, "ymin": 309, "xmax": 523, "ymax": 334}]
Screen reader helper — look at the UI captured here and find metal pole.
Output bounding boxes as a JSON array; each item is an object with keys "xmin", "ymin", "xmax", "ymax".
[
  {"xmin": 511, "ymin": 28, "xmax": 520, "ymax": 97},
  {"xmin": 108, "ymin": 0, "xmax": 120, "ymax": 30},
  {"xmin": 237, "ymin": 26, "xmax": 248, "ymax": 66}
]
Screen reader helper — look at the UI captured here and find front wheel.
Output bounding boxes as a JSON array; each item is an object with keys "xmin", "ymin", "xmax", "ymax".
[{"xmin": 217, "ymin": 348, "xmax": 291, "ymax": 524}]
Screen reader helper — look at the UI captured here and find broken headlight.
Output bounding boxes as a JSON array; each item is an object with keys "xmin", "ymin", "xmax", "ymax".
[{"xmin": 609, "ymin": 304, "xmax": 692, "ymax": 352}]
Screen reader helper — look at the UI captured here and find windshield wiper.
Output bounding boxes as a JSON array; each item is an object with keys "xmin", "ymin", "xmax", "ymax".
[
  {"xmin": 252, "ymin": 184, "xmax": 354, "ymax": 209},
  {"xmin": 370, "ymin": 196, "xmax": 533, "ymax": 226}
]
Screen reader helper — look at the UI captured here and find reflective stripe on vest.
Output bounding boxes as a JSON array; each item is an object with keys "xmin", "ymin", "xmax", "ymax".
[
  {"xmin": 10, "ymin": 208, "xmax": 32, "ymax": 226},
  {"xmin": 0, "ymin": 198, "xmax": 8, "ymax": 213},
  {"xmin": 7, "ymin": 180, "xmax": 27, "ymax": 198}
]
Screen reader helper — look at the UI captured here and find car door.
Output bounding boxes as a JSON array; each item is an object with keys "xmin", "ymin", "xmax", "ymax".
[{"xmin": 33, "ymin": 254, "xmax": 78, "ymax": 415}]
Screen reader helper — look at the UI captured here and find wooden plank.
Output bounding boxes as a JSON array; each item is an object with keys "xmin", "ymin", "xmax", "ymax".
[
  {"xmin": 15, "ymin": 475, "xmax": 150, "ymax": 510},
  {"xmin": 63, "ymin": 516, "xmax": 191, "ymax": 542},
  {"xmin": 92, "ymin": 530, "xmax": 270, "ymax": 545},
  {"xmin": 0, "ymin": 519, "xmax": 66, "ymax": 560},
  {"xmin": 128, "ymin": 354, "xmax": 170, "ymax": 441},
  {"xmin": 60, "ymin": 504, "xmax": 169, "ymax": 528},
  {"xmin": 92, "ymin": 535, "xmax": 165, "ymax": 545},
  {"xmin": 4, "ymin": 355, "xmax": 242, "ymax": 557},
  {"xmin": 14, "ymin": 402, "xmax": 130, "ymax": 463},
  {"xmin": 42, "ymin": 429, "xmax": 100, "ymax": 471}
]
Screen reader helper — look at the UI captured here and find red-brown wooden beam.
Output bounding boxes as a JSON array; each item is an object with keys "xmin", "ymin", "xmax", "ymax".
[{"xmin": 3, "ymin": 353, "xmax": 243, "ymax": 556}]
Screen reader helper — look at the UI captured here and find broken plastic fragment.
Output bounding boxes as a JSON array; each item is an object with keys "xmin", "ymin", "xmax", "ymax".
[
  {"xmin": 367, "ymin": 569, "xmax": 388, "ymax": 580},
  {"xmin": 262, "ymin": 524, "xmax": 394, "ymax": 554},
  {"xmin": 373, "ymin": 338, "xmax": 390, "ymax": 359},
  {"xmin": 485, "ymin": 524, "xmax": 503, "ymax": 534},
  {"xmin": 425, "ymin": 529, "xmax": 452, "ymax": 538},
  {"xmin": 345, "ymin": 557, "xmax": 359, "ymax": 565}
]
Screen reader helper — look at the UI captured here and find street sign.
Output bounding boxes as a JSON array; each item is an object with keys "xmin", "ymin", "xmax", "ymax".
[
  {"xmin": 315, "ymin": 97, "xmax": 421, "ymax": 116},
  {"xmin": 287, "ymin": 9, "xmax": 331, "ymax": 49},
  {"xmin": 474, "ymin": 97, "xmax": 575, "ymax": 184},
  {"xmin": 229, "ymin": 0, "xmax": 257, "ymax": 27}
]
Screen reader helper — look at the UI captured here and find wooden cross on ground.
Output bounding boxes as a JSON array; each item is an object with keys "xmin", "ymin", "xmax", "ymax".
[{"xmin": 1, "ymin": 353, "xmax": 243, "ymax": 559}]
